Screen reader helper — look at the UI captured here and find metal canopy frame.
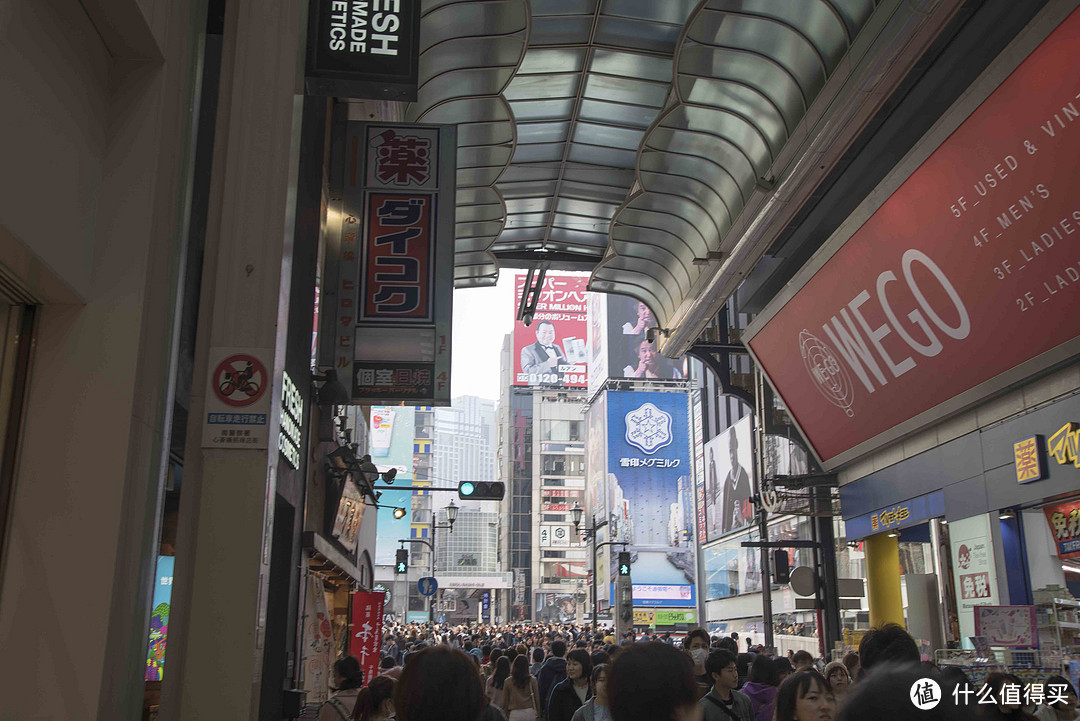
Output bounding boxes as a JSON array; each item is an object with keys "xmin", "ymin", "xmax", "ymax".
[{"xmin": 408, "ymin": 0, "xmax": 880, "ymax": 320}]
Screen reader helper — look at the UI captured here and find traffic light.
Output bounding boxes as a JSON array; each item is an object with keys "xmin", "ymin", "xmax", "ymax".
[
  {"xmin": 458, "ymin": 481, "xmax": 504, "ymax": 501},
  {"xmin": 618, "ymin": 551, "xmax": 631, "ymax": 577},
  {"xmin": 393, "ymin": 507, "xmax": 407, "ymax": 519},
  {"xmin": 395, "ymin": 549, "xmax": 408, "ymax": 574},
  {"xmin": 773, "ymin": 549, "xmax": 790, "ymax": 585}
]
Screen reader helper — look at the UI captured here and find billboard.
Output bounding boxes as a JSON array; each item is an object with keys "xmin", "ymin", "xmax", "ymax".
[
  {"xmin": 745, "ymin": 9, "xmax": 1080, "ymax": 468},
  {"xmin": 605, "ymin": 390, "xmax": 695, "ymax": 607},
  {"xmin": 372, "ymin": 406, "xmax": 416, "ymax": 566},
  {"xmin": 145, "ymin": 555, "xmax": 174, "ymax": 681},
  {"xmin": 513, "ymin": 273, "xmax": 588, "ymax": 388},
  {"xmin": 588, "ymin": 293, "xmax": 684, "ymax": 397},
  {"xmin": 326, "ymin": 122, "xmax": 456, "ymax": 405},
  {"xmin": 703, "ymin": 415, "xmax": 756, "ymax": 541}
]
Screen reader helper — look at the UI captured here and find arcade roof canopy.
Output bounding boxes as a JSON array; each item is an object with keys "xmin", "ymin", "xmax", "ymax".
[{"xmin": 404, "ymin": 0, "xmax": 944, "ymax": 351}]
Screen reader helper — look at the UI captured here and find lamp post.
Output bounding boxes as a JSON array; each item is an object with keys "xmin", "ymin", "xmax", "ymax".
[
  {"xmin": 571, "ymin": 502, "xmax": 607, "ymax": 630},
  {"xmin": 429, "ymin": 500, "xmax": 458, "ymax": 625}
]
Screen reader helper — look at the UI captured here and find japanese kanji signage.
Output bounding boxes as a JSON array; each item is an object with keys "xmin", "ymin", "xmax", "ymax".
[
  {"xmin": 949, "ymin": 514, "xmax": 1000, "ymax": 640},
  {"xmin": 324, "ymin": 121, "xmax": 455, "ymax": 405},
  {"xmin": 1044, "ymin": 499, "xmax": 1080, "ymax": 561},
  {"xmin": 605, "ymin": 391, "xmax": 695, "ymax": 607},
  {"xmin": 305, "ymin": 0, "xmax": 421, "ymax": 101},
  {"xmin": 1013, "ymin": 435, "xmax": 1046, "ymax": 484},
  {"xmin": 349, "ymin": 590, "xmax": 385, "ymax": 687},
  {"xmin": 512, "ymin": 273, "xmax": 589, "ymax": 388},
  {"xmin": 202, "ymin": 347, "xmax": 273, "ymax": 449}
]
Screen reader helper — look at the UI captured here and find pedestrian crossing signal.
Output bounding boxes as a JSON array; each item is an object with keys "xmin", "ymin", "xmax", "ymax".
[
  {"xmin": 618, "ymin": 551, "xmax": 631, "ymax": 576},
  {"xmin": 458, "ymin": 481, "xmax": 504, "ymax": 501},
  {"xmin": 395, "ymin": 549, "xmax": 408, "ymax": 574}
]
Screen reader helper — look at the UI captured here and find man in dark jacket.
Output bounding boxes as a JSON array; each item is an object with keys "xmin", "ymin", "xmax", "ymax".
[{"xmin": 537, "ymin": 639, "xmax": 568, "ymax": 715}]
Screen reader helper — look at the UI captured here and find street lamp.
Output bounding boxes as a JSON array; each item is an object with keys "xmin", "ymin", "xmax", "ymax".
[
  {"xmin": 571, "ymin": 501, "xmax": 606, "ymax": 630},
  {"xmin": 429, "ymin": 500, "xmax": 460, "ymax": 625}
]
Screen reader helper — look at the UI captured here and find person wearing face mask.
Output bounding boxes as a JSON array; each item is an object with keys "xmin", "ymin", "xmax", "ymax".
[
  {"xmin": 352, "ymin": 676, "xmax": 395, "ymax": 721},
  {"xmin": 683, "ymin": 628, "xmax": 713, "ymax": 695},
  {"xmin": 775, "ymin": 670, "xmax": 836, "ymax": 721}
]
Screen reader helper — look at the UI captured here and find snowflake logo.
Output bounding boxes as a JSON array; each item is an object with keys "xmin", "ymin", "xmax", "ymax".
[{"xmin": 625, "ymin": 402, "xmax": 673, "ymax": 454}]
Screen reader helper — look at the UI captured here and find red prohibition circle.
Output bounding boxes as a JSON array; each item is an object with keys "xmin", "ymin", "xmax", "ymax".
[{"xmin": 213, "ymin": 354, "xmax": 268, "ymax": 407}]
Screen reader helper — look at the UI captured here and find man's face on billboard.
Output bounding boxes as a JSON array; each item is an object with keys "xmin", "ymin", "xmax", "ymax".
[
  {"xmin": 637, "ymin": 302, "xmax": 654, "ymax": 325},
  {"xmin": 536, "ymin": 322, "xmax": 556, "ymax": 346},
  {"xmin": 638, "ymin": 340, "xmax": 657, "ymax": 369}
]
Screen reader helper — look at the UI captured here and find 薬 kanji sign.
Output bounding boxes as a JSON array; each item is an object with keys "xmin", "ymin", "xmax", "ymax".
[{"xmin": 321, "ymin": 121, "xmax": 455, "ymax": 405}]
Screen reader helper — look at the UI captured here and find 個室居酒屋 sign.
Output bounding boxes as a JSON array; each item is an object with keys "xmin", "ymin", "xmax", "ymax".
[{"xmin": 746, "ymin": 8, "xmax": 1080, "ymax": 468}]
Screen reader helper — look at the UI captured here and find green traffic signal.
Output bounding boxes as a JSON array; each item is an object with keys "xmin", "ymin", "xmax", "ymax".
[
  {"xmin": 618, "ymin": 551, "xmax": 631, "ymax": 576},
  {"xmin": 457, "ymin": 481, "xmax": 504, "ymax": 500}
]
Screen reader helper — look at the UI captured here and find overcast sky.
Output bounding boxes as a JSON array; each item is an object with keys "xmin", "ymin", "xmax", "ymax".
[
  {"xmin": 449, "ymin": 274, "xmax": 515, "ymax": 401},
  {"xmin": 450, "ymin": 270, "xmax": 590, "ymax": 401}
]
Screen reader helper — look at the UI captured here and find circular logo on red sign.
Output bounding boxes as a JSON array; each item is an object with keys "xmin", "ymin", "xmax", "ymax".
[{"xmin": 213, "ymin": 354, "xmax": 268, "ymax": 407}]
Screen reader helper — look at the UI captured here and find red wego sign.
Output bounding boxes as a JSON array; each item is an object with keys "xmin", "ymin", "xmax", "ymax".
[{"xmin": 747, "ymin": 9, "xmax": 1080, "ymax": 467}]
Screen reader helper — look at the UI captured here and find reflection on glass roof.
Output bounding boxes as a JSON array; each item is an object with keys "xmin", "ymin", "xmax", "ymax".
[{"xmin": 406, "ymin": 0, "xmax": 878, "ymax": 327}]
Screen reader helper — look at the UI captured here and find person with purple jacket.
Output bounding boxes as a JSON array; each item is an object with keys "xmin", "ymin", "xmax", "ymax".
[{"xmin": 739, "ymin": 655, "xmax": 780, "ymax": 721}]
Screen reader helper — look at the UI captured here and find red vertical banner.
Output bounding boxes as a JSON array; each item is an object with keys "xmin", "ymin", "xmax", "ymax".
[{"xmin": 350, "ymin": 591, "xmax": 385, "ymax": 685}]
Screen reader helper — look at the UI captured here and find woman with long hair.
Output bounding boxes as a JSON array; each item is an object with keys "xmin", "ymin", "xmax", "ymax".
[
  {"xmin": 774, "ymin": 670, "xmax": 837, "ymax": 721},
  {"xmin": 487, "ymin": 656, "xmax": 512, "ymax": 710},
  {"xmin": 502, "ymin": 654, "xmax": 542, "ymax": 721},
  {"xmin": 352, "ymin": 676, "xmax": 395, "ymax": 721}
]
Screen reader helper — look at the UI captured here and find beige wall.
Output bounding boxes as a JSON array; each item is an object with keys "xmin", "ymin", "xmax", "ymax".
[{"xmin": 0, "ymin": 1, "xmax": 203, "ymax": 718}]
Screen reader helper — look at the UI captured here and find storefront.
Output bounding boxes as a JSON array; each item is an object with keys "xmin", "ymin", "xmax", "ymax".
[{"xmin": 840, "ymin": 389, "xmax": 1080, "ymax": 657}]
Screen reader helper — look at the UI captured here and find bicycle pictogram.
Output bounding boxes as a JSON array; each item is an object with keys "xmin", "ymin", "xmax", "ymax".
[{"xmin": 213, "ymin": 354, "xmax": 268, "ymax": 407}]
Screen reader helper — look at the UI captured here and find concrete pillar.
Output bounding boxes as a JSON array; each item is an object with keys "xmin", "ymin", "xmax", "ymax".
[
  {"xmin": 159, "ymin": 2, "xmax": 306, "ymax": 719},
  {"xmin": 865, "ymin": 533, "xmax": 906, "ymax": 629}
]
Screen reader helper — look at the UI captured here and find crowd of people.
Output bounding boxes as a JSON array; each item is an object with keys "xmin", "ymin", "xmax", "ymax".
[{"xmin": 315, "ymin": 621, "xmax": 1080, "ymax": 721}]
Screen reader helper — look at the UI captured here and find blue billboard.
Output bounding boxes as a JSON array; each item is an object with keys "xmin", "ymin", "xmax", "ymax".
[
  {"xmin": 606, "ymin": 390, "xmax": 695, "ymax": 607},
  {"xmin": 372, "ymin": 406, "xmax": 415, "ymax": 565}
]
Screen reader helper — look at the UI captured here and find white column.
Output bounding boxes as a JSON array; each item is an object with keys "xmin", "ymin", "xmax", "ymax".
[{"xmin": 159, "ymin": 2, "xmax": 306, "ymax": 719}]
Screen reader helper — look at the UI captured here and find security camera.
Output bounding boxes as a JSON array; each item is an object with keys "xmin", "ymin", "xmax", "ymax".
[
  {"xmin": 522, "ymin": 312, "xmax": 533, "ymax": 326},
  {"xmin": 645, "ymin": 327, "xmax": 657, "ymax": 344}
]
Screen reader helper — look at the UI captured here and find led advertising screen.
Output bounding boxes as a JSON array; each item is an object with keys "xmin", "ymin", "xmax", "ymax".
[
  {"xmin": 703, "ymin": 415, "xmax": 756, "ymax": 542},
  {"xmin": 605, "ymin": 390, "xmax": 695, "ymax": 607},
  {"xmin": 513, "ymin": 273, "xmax": 589, "ymax": 388}
]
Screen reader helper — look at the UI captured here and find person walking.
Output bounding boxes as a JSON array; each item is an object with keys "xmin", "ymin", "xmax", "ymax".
[
  {"xmin": 488, "ymin": 656, "xmax": 512, "ymax": 711},
  {"xmin": 502, "ymin": 655, "xmax": 542, "ymax": 721},
  {"xmin": 822, "ymin": 661, "xmax": 851, "ymax": 710},
  {"xmin": 321, "ymin": 656, "xmax": 365, "ymax": 721},
  {"xmin": 774, "ymin": 670, "xmax": 836, "ymax": 721},
  {"xmin": 547, "ymin": 649, "xmax": 593, "ymax": 721},
  {"xmin": 700, "ymin": 649, "xmax": 754, "ymax": 721},
  {"xmin": 740, "ymin": 654, "xmax": 780, "ymax": 721},
  {"xmin": 683, "ymin": 628, "xmax": 713, "ymax": 695},
  {"xmin": 571, "ymin": 665, "xmax": 611, "ymax": 721},
  {"xmin": 352, "ymin": 676, "xmax": 395, "ymax": 721},
  {"xmin": 529, "ymin": 647, "xmax": 546, "ymax": 677},
  {"xmin": 537, "ymin": 639, "xmax": 569, "ymax": 717},
  {"xmin": 607, "ymin": 642, "xmax": 700, "ymax": 721}
]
